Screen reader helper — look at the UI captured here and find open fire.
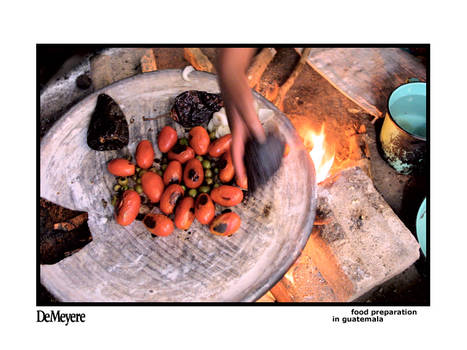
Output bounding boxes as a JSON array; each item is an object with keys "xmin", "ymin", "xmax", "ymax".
[
  {"xmin": 302, "ymin": 124, "xmax": 335, "ymax": 183},
  {"xmin": 285, "ymin": 270, "xmax": 295, "ymax": 284},
  {"xmin": 277, "ymin": 124, "xmax": 336, "ymax": 290}
]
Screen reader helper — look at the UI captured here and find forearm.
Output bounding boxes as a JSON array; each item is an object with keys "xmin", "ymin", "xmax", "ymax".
[
  {"xmin": 217, "ymin": 48, "xmax": 256, "ymax": 75},
  {"xmin": 217, "ymin": 48, "xmax": 265, "ymax": 140},
  {"xmin": 217, "ymin": 48, "xmax": 255, "ymax": 104}
]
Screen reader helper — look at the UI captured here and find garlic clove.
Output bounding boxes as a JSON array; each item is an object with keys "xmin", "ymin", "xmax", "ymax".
[{"xmin": 182, "ymin": 65, "xmax": 195, "ymax": 81}]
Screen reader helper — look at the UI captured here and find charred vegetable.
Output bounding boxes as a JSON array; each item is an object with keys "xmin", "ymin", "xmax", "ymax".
[
  {"xmin": 135, "ymin": 140, "xmax": 155, "ymax": 169},
  {"xmin": 211, "ymin": 185, "xmax": 243, "ymax": 206},
  {"xmin": 210, "ymin": 211, "xmax": 241, "ymax": 236},
  {"xmin": 160, "ymin": 184, "xmax": 185, "ymax": 215},
  {"xmin": 174, "ymin": 197, "xmax": 195, "ymax": 230},
  {"xmin": 108, "ymin": 158, "xmax": 135, "ymax": 177},
  {"xmin": 183, "ymin": 158, "xmax": 204, "ymax": 189},
  {"xmin": 115, "ymin": 190, "xmax": 141, "ymax": 226},
  {"xmin": 87, "ymin": 94, "xmax": 129, "ymax": 151},
  {"xmin": 208, "ymin": 134, "xmax": 232, "ymax": 158},
  {"xmin": 158, "ymin": 126, "xmax": 178, "ymax": 153},
  {"xmin": 219, "ymin": 151, "xmax": 235, "ymax": 183},
  {"xmin": 194, "ymin": 193, "xmax": 215, "ymax": 225},
  {"xmin": 189, "ymin": 126, "xmax": 211, "ymax": 155},
  {"xmin": 141, "ymin": 172, "xmax": 165, "ymax": 203},
  {"xmin": 170, "ymin": 90, "xmax": 223, "ymax": 128},
  {"xmin": 163, "ymin": 160, "xmax": 182, "ymax": 185},
  {"xmin": 167, "ymin": 144, "xmax": 195, "ymax": 164},
  {"xmin": 143, "ymin": 213, "xmax": 174, "ymax": 237}
]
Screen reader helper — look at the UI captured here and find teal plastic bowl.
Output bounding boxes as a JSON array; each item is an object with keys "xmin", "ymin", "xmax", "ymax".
[{"xmin": 416, "ymin": 198, "xmax": 427, "ymax": 256}]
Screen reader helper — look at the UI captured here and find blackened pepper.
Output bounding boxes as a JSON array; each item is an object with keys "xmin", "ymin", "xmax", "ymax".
[
  {"xmin": 87, "ymin": 94, "xmax": 129, "ymax": 151},
  {"xmin": 170, "ymin": 90, "xmax": 223, "ymax": 128}
]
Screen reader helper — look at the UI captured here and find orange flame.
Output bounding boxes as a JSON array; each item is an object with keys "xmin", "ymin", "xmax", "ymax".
[
  {"xmin": 285, "ymin": 270, "xmax": 295, "ymax": 284},
  {"xmin": 304, "ymin": 124, "xmax": 335, "ymax": 183}
]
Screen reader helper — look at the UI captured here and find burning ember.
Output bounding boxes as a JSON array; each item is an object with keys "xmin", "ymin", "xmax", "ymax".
[
  {"xmin": 303, "ymin": 124, "xmax": 335, "ymax": 183},
  {"xmin": 285, "ymin": 270, "xmax": 295, "ymax": 284}
]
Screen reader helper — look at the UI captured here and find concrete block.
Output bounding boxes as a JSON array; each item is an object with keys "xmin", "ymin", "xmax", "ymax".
[{"xmin": 308, "ymin": 166, "xmax": 420, "ymax": 301}]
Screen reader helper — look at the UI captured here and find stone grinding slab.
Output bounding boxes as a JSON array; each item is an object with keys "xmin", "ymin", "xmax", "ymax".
[{"xmin": 40, "ymin": 70, "xmax": 317, "ymax": 302}]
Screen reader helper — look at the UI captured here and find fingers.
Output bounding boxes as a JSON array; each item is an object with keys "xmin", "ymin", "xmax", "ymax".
[
  {"xmin": 218, "ymin": 67, "xmax": 265, "ymax": 143},
  {"xmin": 234, "ymin": 90, "xmax": 266, "ymax": 143},
  {"xmin": 231, "ymin": 131, "xmax": 246, "ymax": 182},
  {"xmin": 227, "ymin": 107, "xmax": 247, "ymax": 183},
  {"xmin": 224, "ymin": 80, "xmax": 266, "ymax": 143},
  {"xmin": 218, "ymin": 63, "xmax": 266, "ymax": 185}
]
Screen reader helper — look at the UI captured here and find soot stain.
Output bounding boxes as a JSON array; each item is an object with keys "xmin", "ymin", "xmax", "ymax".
[
  {"xmin": 262, "ymin": 203, "xmax": 272, "ymax": 217},
  {"xmin": 350, "ymin": 210, "xmax": 365, "ymax": 231}
]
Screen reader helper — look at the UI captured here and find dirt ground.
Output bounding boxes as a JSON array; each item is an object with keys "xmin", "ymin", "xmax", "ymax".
[{"xmin": 38, "ymin": 47, "xmax": 428, "ymax": 304}]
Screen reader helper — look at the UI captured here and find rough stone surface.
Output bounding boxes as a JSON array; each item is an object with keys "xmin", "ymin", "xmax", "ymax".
[
  {"xmin": 297, "ymin": 47, "xmax": 427, "ymax": 118},
  {"xmin": 90, "ymin": 48, "xmax": 148, "ymax": 90},
  {"xmin": 309, "ymin": 166, "xmax": 420, "ymax": 301},
  {"xmin": 40, "ymin": 71, "xmax": 317, "ymax": 302},
  {"xmin": 40, "ymin": 55, "xmax": 93, "ymax": 138}
]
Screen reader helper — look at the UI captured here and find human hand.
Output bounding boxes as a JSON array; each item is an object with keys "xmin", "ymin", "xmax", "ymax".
[{"xmin": 217, "ymin": 48, "xmax": 266, "ymax": 186}]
